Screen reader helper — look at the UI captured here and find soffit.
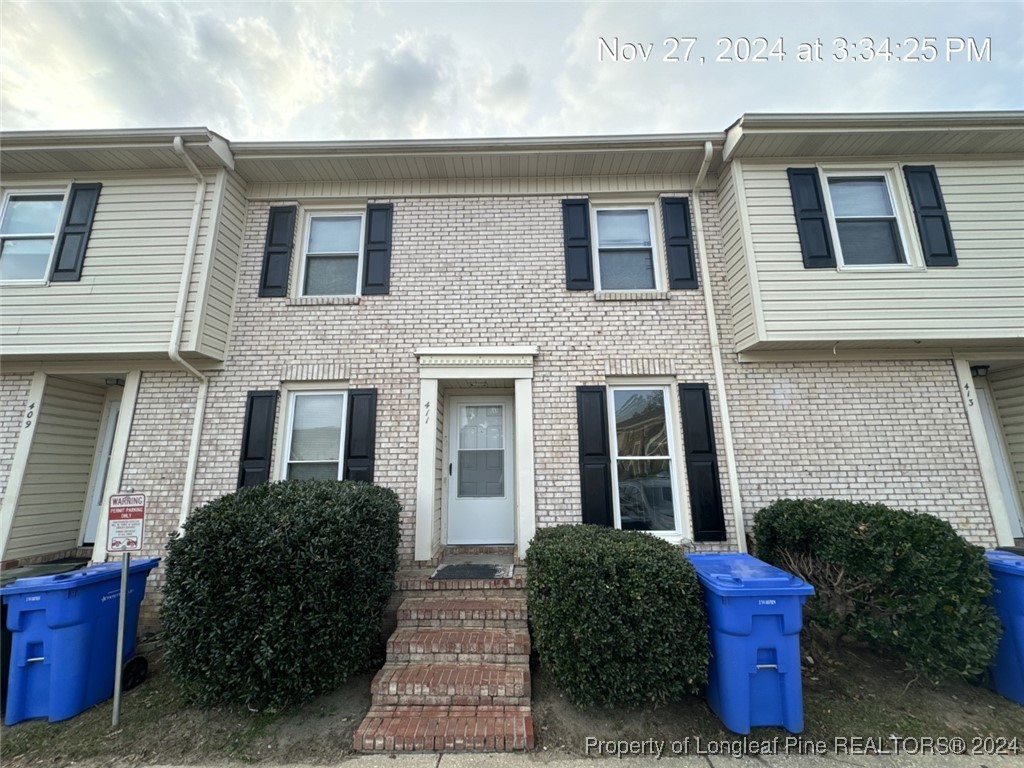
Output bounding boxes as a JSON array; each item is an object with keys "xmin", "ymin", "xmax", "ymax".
[
  {"xmin": 231, "ymin": 136, "xmax": 724, "ymax": 184},
  {"xmin": 0, "ymin": 128, "xmax": 234, "ymax": 175},
  {"xmin": 724, "ymin": 112, "xmax": 1024, "ymax": 160}
]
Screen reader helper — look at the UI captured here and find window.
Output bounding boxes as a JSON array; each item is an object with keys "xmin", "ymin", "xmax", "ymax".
[
  {"xmin": 283, "ymin": 391, "xmax": 348, "ymax": 480},
  {"xmin": 593, "ymin": 207, "xmax": 658, "ymax": 290},
  {"xmin": 824, "ymin": 172, "xmax": 907, "ymax": 266},
  {"xmin": 607, "ymin": 387, "xmax": 680, "ymax": 532},
  {"xmin": 0, "ymin": 192, "xmax": 64, "ymax": 281},
  {"xmin": 300, "ymin": 213, "xmax": 365, "ymax": 296}
]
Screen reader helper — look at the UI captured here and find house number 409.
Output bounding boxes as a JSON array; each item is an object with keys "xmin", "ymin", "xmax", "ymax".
[{"xmin": 25, "ymin": 402, "xmax": 36, "ymax": 429}]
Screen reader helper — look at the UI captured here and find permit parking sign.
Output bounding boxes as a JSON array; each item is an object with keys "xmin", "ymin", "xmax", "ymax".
[{"xmin": 106, "ymin": 493, "xmax": 146, "ymax": 553}]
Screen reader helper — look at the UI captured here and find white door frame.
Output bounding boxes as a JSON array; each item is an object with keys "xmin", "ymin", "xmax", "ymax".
[
  {"xmin": 976, "ymin": 379, "xmax": 1024, "ymax": 538},
  {"xmin": 80, "ymin": 389, "xmax": 123, "ymax": 545},
  {"xmin": 446, "ymin": 395, "xmax": 515, "ymax": 545},
  {"xmin": 415, "ymin": 347, "xmax": 538, "ymax": 561}
]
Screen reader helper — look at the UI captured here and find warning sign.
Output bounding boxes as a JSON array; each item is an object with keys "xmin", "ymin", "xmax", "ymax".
[{"xmin": 107, "ymin": 493, "xmax": 146, "ymax": 553}]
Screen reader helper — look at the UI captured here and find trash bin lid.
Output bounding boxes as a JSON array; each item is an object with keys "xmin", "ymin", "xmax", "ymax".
[
  {"xmin": 686, "ymin": 552, "xmax": 814, "ymax": 597},
  {"xmin": 0, "ymin": 557, "xmax": 160, "ymax": 597},
  {"xmin": 985, "ymin": 549, "xmax": 1024, "ymax": 577},
  {"xmin": 0, "ymin": 559, "xmax": 89, "ymax": 588}
]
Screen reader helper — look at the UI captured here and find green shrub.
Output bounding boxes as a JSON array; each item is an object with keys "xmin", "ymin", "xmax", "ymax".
[
  {"xmin": 161, "ymin": 480, "xmax": 400, "ymax": 709},
  {"xmin": 753, "ymin": 498, "xmax": 1000, "ymax": 683},
  {"xmin": 526, "ymin": 525, "xmax": 708, "ymax": 708}
]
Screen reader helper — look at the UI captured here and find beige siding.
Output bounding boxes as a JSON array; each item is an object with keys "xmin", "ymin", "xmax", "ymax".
[
  {"xmin": 176, "ymin": 176, "xmax": 217, "ymax": 356},
  {"xmin": 741, "ymin": 159, "xmax": 1024, "ymax": 348},
  {"xmin": 990, "ymin": 364, "xmax": 1024, "ymax": 503},
  {"xmin": 717, "ymin": 164, "xmax": 757, "ymax": 351},
  {"xmin": 1, "ymin": 176, "xmax": 201, "ymax": 358},
  {"xmin": 5, "ymin": 377, "xmax": 104, "ymax": 560}
]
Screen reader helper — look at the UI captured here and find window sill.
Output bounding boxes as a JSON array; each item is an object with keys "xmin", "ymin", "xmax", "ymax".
[
  {"xmin": 289, "ymin": 295, "xmax": 361, "ymax": 306},
  {"xmin": 595, "ymin": 290, "xmax": 670, "ymax": 301}
]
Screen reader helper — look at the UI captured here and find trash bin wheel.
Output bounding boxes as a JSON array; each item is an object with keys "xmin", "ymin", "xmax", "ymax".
[{"xmin": 122, "ymin": 655, "xmax": 148, "ymax": 691}]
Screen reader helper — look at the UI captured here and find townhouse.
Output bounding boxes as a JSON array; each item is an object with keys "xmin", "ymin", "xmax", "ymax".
[{"xmin": 2, "ymin": 113, "xmax": 1022, "ymax": 628}]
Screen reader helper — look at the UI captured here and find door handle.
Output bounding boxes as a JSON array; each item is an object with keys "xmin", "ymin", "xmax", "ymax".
[{"xmin": 449, "ymin": 463, "xmax": 453, "ymax": 476}]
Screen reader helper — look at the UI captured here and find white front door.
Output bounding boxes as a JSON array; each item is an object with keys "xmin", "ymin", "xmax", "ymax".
[
  {"xmin": 82, "ymin": 395, "xmax": 121, "ymax": 545},
  {"xmin": 447, "ymin": 396, "xmax": 515, "ymax": 545},
  {"xmin": 977, "ymin": 383, "xmax": 1024, "ymax": 538}
]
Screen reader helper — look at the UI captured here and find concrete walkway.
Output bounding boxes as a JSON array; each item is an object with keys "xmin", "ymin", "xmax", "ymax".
[{"xmin": 146, "ymin": 746, "xmax": 1024, "ymax": 767}]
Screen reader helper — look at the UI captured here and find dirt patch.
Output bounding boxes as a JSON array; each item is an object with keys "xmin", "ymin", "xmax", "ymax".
[
  {"xmin": 0, "ymin": 667, "xmax": 373, "ymax": 766},
  {"xmin": 531, "ymin": 643, "xmax": 1024, "ymax": 759}
]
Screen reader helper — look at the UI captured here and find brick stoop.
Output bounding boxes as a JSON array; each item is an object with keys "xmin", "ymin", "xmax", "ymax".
[{"xmin": 355, "ymin": 567, "xmax": 534, "ymax": 752}]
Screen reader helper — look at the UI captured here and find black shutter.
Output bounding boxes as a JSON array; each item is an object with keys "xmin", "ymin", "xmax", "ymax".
[
  {"xmin": 563, "ymin": 199, "xmax": 594, "ymax": 290},
  {"xmin": 343, "ymin": 388, "xmax": 377, "ymax": 483},
  {"xmin": 259, "ymin": 206, "xmax": 296, "ymax": 297},
  {"xmin": 238, "ymin": 390, "xmax": 278, "ymax": 488},
  {"xmin": 50, "ymin": 182, "xmax": 101, "ymax": 282},
  {"xmin": 678, "ymin": 384, "xmax": 726, "ymax": 542},
  {"xmin": 662, "ymin": 197, "xmax": 698, "ymax": 289},
  {"xmin": 787, "ymin": 168, "xmax": 836, "ymax": 269},
  {"xmin": 903, "ymin": 165, "xmax": 958, "ymax": 267},
  {"xmin": 362, "ymin": 203, "xmax": 393, "ymax": 295},
  {"xmin": 576, "ymin": 386, "xmax": 613, "ymax": 526}
]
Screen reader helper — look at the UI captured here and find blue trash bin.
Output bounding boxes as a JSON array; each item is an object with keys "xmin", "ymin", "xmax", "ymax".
[
  {"xmin": 687, "ymin": 552, "xmax": 814, "ymax": 734},
  {"xmin": 1, "ymin": 557, "xmax": 159, "ymax": 725},
  {"xmin": 985, "ymin": 550, "xmax": 1024, "ymax": 705}
]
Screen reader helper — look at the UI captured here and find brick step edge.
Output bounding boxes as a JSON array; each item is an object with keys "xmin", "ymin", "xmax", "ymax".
[
  {"xmin": 397, "ymin": 597, "xmax": 528, "ymax": 627},
  {"xmin": 395, "ymin": 577, "xmax": 527, "ymax": 593},
  {"xmin": 388, "ymin": 628, "xmax": 530, "ymax": 662},
  {"xmin": 355, "ymin": 705, "xmax": 534, "ymax": 752},
  {"xmin": 371, "ymin": 662, "xmax": 531, "ymax": 706}
]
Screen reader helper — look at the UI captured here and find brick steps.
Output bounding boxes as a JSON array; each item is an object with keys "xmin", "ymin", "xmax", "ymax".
[
  {"xmin": 356, "ymin": 705, "xmax": 533, "ymax": 752},
  {"xmin": 355, "ymin": 563, "xmax": 533, "ymax": 753},
  {"xmin": 387, "ymin": 626, "xmax": 531, "ymax": 664},
  {"xmin": 371, "ymin": 662, "xmax": 530, "ymax": 706},
  {"xmin": 397, "ymin": 596, "xmax": 528, "ymax": 628}
]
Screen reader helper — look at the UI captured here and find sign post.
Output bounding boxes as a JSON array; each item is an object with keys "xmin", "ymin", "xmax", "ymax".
[{"xmin": 106, "ymin": 493, "xmax": 146, "ymax": 727}]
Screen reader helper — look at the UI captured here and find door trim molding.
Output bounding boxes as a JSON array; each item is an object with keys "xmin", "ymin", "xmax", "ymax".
[{"xmin": 414, "ymin": 347, "xmax": 538, "ymax": 561}]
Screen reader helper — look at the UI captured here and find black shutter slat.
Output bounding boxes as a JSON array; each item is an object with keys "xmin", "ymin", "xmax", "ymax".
[
  {"xmin": 344, "ymin": 388, "xmax": 377, "ymax": 483},
  {"xmin": 563, "ymin": 199, "xmax": 594, "ymax": 290},
  {"xmin": 238, "ymin": 390, "xmax": 278, "ymax": 488},
  {"xmin": 662, "ymin": 197, "xmax": 698, "ymax": 289},
  {"xmin": 787, "ymin": 168, "xmax": 836, "ymax": 269},
  {"xmin": 362, "ymin": 203, "xmax": 393, "ymax": 295},
  {"xmin": 679, "ymin": 384, "xmax": 726, "ymax": 542},
  {"xmin": 903, "ymin": 165, "xmax": 958, "ymax": 267},
  {"xmin": 576, "ymin": 386, "xmax": 613, "ymax": 527},
  {"xmin": 259, "ymin": 205, "xmax": 296, "ymax": 297},
  {"xmin": 50, "ymin": 182, "xmax": 101, "ymax": 282}
]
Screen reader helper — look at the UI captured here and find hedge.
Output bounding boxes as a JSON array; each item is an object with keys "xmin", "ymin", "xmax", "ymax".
[
  {"xmin": 526, "ymin": 525, "xmax": 708, "ymax": 707},
  {"xmin": 753, "ymin": 498, "xmax": 1000, "ymax": 683},
  {"xmin": 161, "ymin": 480, "xmax": 400, "ymax": 709}
]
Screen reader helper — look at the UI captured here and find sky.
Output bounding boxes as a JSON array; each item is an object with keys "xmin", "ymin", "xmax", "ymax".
[{"xmin": 1, "ymin": 1, "xmax": 1022, "ymax": 141}]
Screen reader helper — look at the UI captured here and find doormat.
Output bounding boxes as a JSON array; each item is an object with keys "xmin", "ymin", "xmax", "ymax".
[{"xmin": 430, "ymin": 563, "xmax": 514, "ymax": 580}]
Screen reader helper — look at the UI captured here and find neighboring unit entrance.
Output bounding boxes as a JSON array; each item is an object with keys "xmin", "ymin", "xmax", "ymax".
[{"xmin": 447, "ymin": 396, "xmax": 515, "ymax": 545}]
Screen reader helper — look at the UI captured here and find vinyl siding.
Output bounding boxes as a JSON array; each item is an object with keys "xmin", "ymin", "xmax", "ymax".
[
  {"xmin": 990, "ymin": 364, "xmax": 1024, "ymax": 504},
  {"xmin": 740, "ymin": 159, "xmax": 1024, "ymax": 348},
  {"xmin": 0, "ymin": 173, "xmax": 234, "ymax": 362},
  {"xmin": 188, "ymin": 170, "xmax": 247, "ymax": 359},
  {"xmin": 5, "ymin": 377, "xmax": 104, "ymax": 560},
  {"xmin": 716, "ymin": 164, "xmax": 756, "ymax": 350}
]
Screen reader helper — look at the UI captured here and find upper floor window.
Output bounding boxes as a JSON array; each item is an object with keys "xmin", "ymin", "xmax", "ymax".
[
  {"xmin": 300, "ymin": 213, "xmax": 365, "ymax": 296},
  {"xmin": 0, "ymin": 193, "xmax": 64, "ymax": 281},
  {"xmin": 824, "ymin": 173, "xmax": 907, "ymax": 266},
  {"xmin": 593, "ymin": 207, "xmax": 659, "ymax": 290}
]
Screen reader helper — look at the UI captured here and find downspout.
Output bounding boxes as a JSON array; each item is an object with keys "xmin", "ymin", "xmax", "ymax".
[
  {"xmin": 171, "ymin": 136, "xmax": 210, "ymax": 532},
  {"xmin": 692, "ymin": 140, "xmax": 748, "ymax": 552}
]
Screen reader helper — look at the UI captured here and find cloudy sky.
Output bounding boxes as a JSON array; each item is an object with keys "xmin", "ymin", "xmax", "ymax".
[{"xmin": 2, "ymin": 1, "xmax": 1021, "ymax": 141}]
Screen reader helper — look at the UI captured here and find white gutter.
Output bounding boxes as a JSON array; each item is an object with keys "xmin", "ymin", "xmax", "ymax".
[
  {"xmin": 692, "ymin": 140, "xmax": 747, "ymax": 552},
  {"xmin": 171, "ymin": 136, "xmax": 210, "ymax": 532}
]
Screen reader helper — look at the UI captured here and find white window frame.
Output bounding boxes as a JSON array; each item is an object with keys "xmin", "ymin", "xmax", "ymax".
[
  {"xmin": 0, "ymin": 188, "xmax": 68, "ymax": 284},
  {"xmin": 279, "ymin": 388, "xmax": 349, "ymax": 481},
  {"xmin": 296, "ymin": 209, "xmax": 367, "ymax": 297},
  {"xmin": 818, "ymin": 165, "xmax": 922, "ymax": 270},
  {"xmin": 591, "ymin": 204, "xmax": 662, "ymax": 292},
  {"xmin": 605, "ymin": 384, "xmax": 685, "ymax": 537}
]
